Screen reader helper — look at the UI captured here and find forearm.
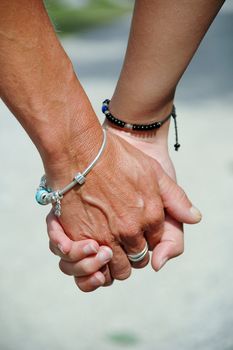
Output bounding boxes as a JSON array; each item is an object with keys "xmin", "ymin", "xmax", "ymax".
[
  {"xmin": 0, "ymin": 0, "xmax": 102, "ymax": 177},
  {"xmin": 110, "ymin": 0, "xmax": 225, "ymax": 124}
]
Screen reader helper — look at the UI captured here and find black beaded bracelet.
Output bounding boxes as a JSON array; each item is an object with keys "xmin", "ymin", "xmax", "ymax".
[{"xmin": 102, "ymin": 99, "xmax": 180, "ymax": 151}]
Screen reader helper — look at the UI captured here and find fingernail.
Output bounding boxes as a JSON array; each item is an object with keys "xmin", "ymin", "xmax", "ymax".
[
  {"xmin": 57, "ymin": 244, "xmax": 66, "ymax": 255},
  {"xmin": 97, "ymin": 247, "xmax": 113, "ymax": 263},
  {"xmin": 157, "ymin": 257, "xmax": 168, "ymax": 271},
  {"xmin": 92, "ymin": 272, "xmax": 105, "ymax": 286},
  {"xmin": 190, "ymin": 206, "xmax": 202, "ymax": 221},
  {"xmin": 83, "ymin": 243, "xmax": 98, "ymax": 255}
]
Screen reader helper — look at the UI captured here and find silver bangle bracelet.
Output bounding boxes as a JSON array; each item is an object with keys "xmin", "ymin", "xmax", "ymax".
[{"xmin": 35, "ymin": 129, "xmax": 107, "ymax": 217}]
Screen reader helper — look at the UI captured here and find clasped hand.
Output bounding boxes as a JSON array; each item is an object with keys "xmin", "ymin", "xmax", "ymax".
[{"xmin": 46, "ymin": 130, "xmax": 201, "ymax": 292}]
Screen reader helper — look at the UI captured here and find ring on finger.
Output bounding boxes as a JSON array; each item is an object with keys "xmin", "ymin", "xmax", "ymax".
[{"xmin": 127, "ymin": 242, "xmax": 149, "ymax": 262}]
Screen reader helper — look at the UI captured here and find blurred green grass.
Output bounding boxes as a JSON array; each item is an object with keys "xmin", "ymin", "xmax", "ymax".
[{"xmin": 45, "ymin": 0, "xmax": 132, "ymax": 35}]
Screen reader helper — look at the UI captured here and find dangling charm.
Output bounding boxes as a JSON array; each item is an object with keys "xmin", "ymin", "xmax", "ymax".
[
  {"xmin": 50, "ymin": 191, "xmax": 63, "ymax": 217},
  {"xmin": 54, "ymin": 198, "xmax": 62, "ymax": 217}
]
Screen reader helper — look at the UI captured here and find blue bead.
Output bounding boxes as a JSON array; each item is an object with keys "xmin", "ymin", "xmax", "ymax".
[
  {"xmin": 102, "ymin": 105, "xmax": 109, "ymax": 113},
  {"xmin": 35, "ymin": 189, "xmax": 49, "ymax": 205}
]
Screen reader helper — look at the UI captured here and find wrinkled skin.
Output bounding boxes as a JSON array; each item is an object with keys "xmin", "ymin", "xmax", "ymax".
[{"xmin": 47, "ymin": 128, "xmax": 201, "ymax": 292}]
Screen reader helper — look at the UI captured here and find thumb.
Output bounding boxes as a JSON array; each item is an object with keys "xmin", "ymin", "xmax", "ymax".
[
  {"xmin": 46, "ymin": 211, "xmax": 100, "ymax": 261},
  {"xmin": 154, "ymin": 162, "xmax": 202, "ymax": 224},
  {"xmin": 46, "ymin": 211, "xmax": 72, "ymax": 255}
]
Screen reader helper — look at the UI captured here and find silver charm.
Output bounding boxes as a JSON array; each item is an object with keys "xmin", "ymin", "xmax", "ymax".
[{"xmin": 54, "ymin": 198, "xmax": 62, "ymax": 217}]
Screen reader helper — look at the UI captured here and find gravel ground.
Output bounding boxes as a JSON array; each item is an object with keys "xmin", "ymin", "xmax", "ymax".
[{"xmin": 0, "ymin": 4, "xmax": 233, "ymax": 350}]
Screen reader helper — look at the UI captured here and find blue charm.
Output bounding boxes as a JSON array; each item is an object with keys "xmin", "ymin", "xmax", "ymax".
[
  {"xmin": 102, "ymin": 104, "xmax": 109, "ymax": 114},
  {"xmin": 35, "ymin": 189, "xmax": 49, "ymax": 205}
]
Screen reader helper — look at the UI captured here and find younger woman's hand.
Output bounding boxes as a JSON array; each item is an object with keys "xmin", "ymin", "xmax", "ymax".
[
  {"xmin": 104, "ymin": 123, "xmax": 201, "ymax": 270},
  {"xmin": 47, "ymin": 213, "xmax": 113, "ymax": 292}
]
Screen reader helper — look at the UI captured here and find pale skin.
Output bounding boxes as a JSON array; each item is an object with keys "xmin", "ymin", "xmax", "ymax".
[
  {"xmin": 0, "ymin": 1, "xmax": 201, "ymax": 288},
  {"xmin": 48, "ymin": 0, "xmax": 225, "ymax": 292}
]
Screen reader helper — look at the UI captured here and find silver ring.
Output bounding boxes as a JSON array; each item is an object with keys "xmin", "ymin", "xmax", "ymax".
[{"xmin": 127, "ymin": 242, "xmax": 149, "ymax": 262}]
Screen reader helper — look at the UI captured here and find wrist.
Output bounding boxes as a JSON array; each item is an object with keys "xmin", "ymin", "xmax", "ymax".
[
  {"xmin": 110, "ymin": 91, "xmax": 175, "ymax": 125},
  {"xmin": 32, "ymin": 81, "xmax": 104, "ymax": 181},
  {"xmin": 103, "ymin": 102, "xmax": 176, "ymax": 149},
  {"xmin": 42, "ymin": 111, "xmax": 103, "ymax": 185},
  {"xmin": 107, "ymin": 96, "xmax": 175, "ymax": 143},
  {"xmin": 105, "ymin": 122, "xmax": 169, "ymax": 152},
  {"xmin": 41, "ymin": 129, "xmax": 115, "ymax": 212},
  {"xmin": 104, "ymin": 125, "xmax": 177, "ymax": 181}
]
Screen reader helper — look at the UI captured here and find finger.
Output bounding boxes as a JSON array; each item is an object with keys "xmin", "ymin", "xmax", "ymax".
[
  {"xmin": 108, "ymin": 244, "xmax": 132, "ymax": 280},
  {"xmin": 151, "ymin": 214, "xmax": 184, "ymax": 271},
  {"xmin": 144, "ymin": 200, "xmax": 165, "ymax": 251},
  {"xmin": 47, "ymin": 211, "xmax": 99, "ymax": 262},
  {"xmin": 125, "ymin": 237, "xmax": 150, "ymax": 270},
  {"xmin": 144, "ymin": 221, "xmax": 164, "ymax": 252},
  {"xmin": 100, "ymin": 265, "xmax": 114, "ymax": 287},
  {"xmin": 119, "ymin": 223, "xmax": 150, "ymax": 269},
  {"xmin": 130, "ymin": 252, "xmax": 150, "ymax": 270},
  {"xmin": 49, "ymin": 239, "xmax": 99, "ymax": 262},
  {"xmin": 47, "ymin": 211, "xmax": 72, "ymax": 255},
  {"xmin": 74, "ymin": 271, "xmax": 106, "ymax": 293},
  {"xmin": 154, "ymin": 162, "xmax": 202, "ymax": 224},
  {"xmin": 59, "ymin": 246, "xmax": 113, "ymax": 277}
]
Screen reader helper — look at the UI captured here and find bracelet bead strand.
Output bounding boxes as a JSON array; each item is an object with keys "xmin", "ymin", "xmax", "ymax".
[{"xmin": 102, "ymin": 99, "xmax": 180, "ymax": 151}]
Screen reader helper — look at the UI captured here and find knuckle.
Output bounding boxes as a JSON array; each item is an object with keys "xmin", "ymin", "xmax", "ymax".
[
  {"xmin": 147, "ymin": 202, "xmax": 165, "ymax": 225},
  {"xmin": 81, "ymin": 260, "xmax": 95, "ymax": 275},
  {"xmin": 153, "ymin": 212, "xmax": 164, "ymax": 226},
  {"xmin": 115, "ymin": 267, "xmax": 132, "ymax": 281},
  {"xmin": 177, "ymin": 187, "xmax": 188, "ymax": 203},
  {"xmin": 121, "ymin": 221, "xmax": 142, "ymax": 241}
]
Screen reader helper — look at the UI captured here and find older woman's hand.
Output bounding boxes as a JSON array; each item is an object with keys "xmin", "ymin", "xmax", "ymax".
[{"xmin": 46, "ymin": 130, "xmax": 201, "ymax": 292}]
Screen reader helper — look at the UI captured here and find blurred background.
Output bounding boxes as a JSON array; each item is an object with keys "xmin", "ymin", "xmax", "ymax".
[{"xmin": 0, "ymin": 1, "xmax": 233, "ymax": 350}]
